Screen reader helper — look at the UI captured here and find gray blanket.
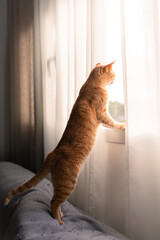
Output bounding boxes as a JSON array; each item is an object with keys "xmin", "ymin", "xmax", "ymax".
[{"xmin": 0, "ymin": 162, "xmax": 128, "ymax": 240}]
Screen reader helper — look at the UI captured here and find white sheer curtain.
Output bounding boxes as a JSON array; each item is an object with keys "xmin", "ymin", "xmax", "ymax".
[
  {"xmin": 123, "ymin": 0, "xmax": 160, "ymax": 239},
  {"xmin": 37, "ymin": 0, "xmax": 160, "ymax": 239}
]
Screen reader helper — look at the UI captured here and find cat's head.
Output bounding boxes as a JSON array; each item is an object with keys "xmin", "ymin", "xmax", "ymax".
[{"xmin": 90, "ymin": 61, "xmax": 116, "ymax": 87}]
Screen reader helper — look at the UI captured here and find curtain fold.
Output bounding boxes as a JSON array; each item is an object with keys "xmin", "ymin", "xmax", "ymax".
[
  {"xmin": 3, "ymin": 0, "xmax": 44, "ymax": 172},
  {"xmin": 0, "ymin": 0, "xmax": 7, "ymax": 161},
  {"xmin": 122, "ymin": 0, "xmax": 160, "ymax": 239},
  {"xmin": 38, "ymin": 0, "xmax": 57, "ymax": 156}
]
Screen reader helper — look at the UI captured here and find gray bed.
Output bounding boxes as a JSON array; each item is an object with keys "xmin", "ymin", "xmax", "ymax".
[{"xmin": 0, "ymin": 162, "xmax": 128, "ymax": 240}]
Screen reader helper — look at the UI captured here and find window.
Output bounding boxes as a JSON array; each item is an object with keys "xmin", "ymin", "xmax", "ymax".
[
  {"xmin": 105, "ymin": 61, "xmax": 125, "ymax": 144},
  {"xmin": 100, "ymin": 0, "xmax": 125, "ymax": 124},
  {"xmin": 108, "ymin": 62, "xmax": 125, "ymax": 123}
]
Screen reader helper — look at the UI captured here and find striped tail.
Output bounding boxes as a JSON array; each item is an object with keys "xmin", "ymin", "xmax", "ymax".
[{"xmin": 4, "ymin": 161, "xmax": 51, "ymax": 205}]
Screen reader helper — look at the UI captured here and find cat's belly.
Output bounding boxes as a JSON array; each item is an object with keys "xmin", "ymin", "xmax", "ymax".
[
  {"xmin": 58, "ymin": 112, "xmax": 99, "ymax": 159},
  {"xmin": 70, "ymin": 123, "xmax": 98, "ymax": 157}
]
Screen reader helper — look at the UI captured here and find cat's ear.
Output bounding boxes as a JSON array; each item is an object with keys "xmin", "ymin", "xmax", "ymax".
[
  {"xmin": 108, "ymin": 61, "xmax": 116, "ymax": 69},
  {"xmin": 95, "ymin": 63, "xmax": 101, "ymax": 67},
  {"xmin": 103, "ymin": 61, "xmax": 116, "ymax": 73}
]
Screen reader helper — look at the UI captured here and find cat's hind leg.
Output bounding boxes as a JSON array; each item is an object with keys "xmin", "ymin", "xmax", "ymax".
[
  {"xmin": 51, "ymin": 178, "xmax": 77, "ymax": 224},
  {"xmin": 59, "ymin": 206, "xmax": 63, "ymax": 218},
  {"xmin": 51, "ymin": 163, "xmax": 79, "ymax": 224},
  {"xmin": 51, "ymin": 196, "xmax": 64, "ymax": 225},
  {"xmin": 51, "ymin": 188, "xmax": 73, "ymax": 225}
]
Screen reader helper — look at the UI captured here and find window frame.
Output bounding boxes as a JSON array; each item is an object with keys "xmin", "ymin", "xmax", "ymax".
[{"xmin": 103, "ymin": 127, "xmax": 125, "ymax": 144}]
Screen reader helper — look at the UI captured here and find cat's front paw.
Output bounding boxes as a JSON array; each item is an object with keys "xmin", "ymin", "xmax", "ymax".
[
  {"xmin": 119, "ymin": 123, "xmax": 125, "ymax": 129},
  {"xmin": 102, "ymin": 123, "xmax": 113, "ymax": 128},
  {"xmin": 115, "ymin": 123, "xmax": 125, "ymax": 130}
]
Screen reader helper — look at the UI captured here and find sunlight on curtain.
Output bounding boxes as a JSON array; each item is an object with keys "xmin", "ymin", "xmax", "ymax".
[
  {"xmin": 38, "ymin": 0, "xmax": 57, "ymax": 156},
  {"xmin": 122, "ymin": 0, "xmax": 160, "ymax": 239}
]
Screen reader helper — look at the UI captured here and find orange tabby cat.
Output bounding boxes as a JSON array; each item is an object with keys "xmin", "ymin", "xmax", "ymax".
[{"xmin": 4, "ymin": 62, "xmax": 125, "ymax": 225}]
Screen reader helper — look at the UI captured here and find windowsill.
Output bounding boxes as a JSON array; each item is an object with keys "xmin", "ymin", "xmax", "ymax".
[{"xmin": 102, "ymin": 126, "xmax": 125, "ymax": 144}]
